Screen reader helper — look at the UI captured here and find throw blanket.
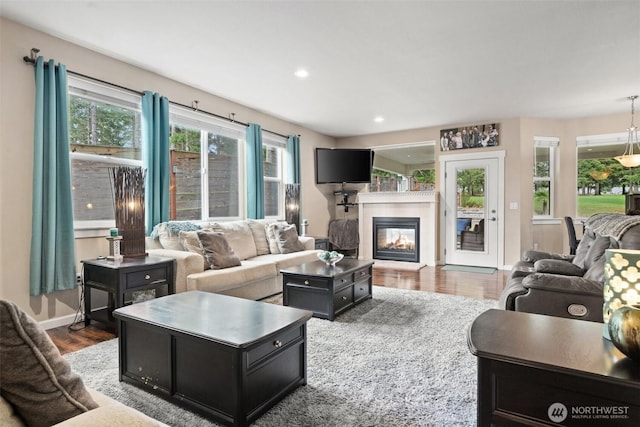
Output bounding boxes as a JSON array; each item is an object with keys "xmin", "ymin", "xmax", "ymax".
[
  {"xmin": 584, "ymin": 213, "xmax": 640, "ymax": 240},
  {"xmin": 328, "ymin": 219, "xmax": 359, "ymax": 250}
]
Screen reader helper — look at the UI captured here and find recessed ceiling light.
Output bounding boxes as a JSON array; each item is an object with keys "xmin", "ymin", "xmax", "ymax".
[
  {"xmin": 374, "ymin": 116, "xmax": 385, "ymax": 123},
  {"xmin": 294, "ymin": 69, "xmax": 309, "ymax": 79}
]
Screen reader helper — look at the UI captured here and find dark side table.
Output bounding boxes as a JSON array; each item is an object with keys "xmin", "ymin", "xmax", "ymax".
[
  {"xmin": 82, "ymin": 256, "xmax": 175, "ymax": 332},
  {"xmin": 468, "ymin": 309, "xmax": 640, "ymax": 426}
]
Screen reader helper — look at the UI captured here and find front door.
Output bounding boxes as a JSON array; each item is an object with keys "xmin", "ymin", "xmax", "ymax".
[{"xmin": 441, "ymin": 153, "xmax": 503, "ymax": 268}]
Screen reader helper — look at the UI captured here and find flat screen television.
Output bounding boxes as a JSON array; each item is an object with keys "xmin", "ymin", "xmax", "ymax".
[{"xmin": 315, "ymin": 148, "xmax": 374, "ymax": 184}]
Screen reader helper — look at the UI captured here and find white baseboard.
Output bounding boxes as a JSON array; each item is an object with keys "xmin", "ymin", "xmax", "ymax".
[{"xmin": 40, "ymin": 312, "xmax": 83, "ymax": 330}]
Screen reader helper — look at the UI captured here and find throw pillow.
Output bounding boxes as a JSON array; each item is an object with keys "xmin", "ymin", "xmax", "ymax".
[
  {"xmin": 151, "ymin": 221, "xmax": 201, "ymax": 251},
  {"xmin": 247, "ymin": 219, "xmax": 271, "ymax": 256},
  {"xmin": 210, "ymin": 221, "xmax": 257, "ymax": 260},
  {"xmin": 0, "ymin": 300, "xmax": 99, "ymax": 427},
  {"xmin": 266, "ymin": 221, "xmax": 287, "ymax": 254},
  {"xmin": 273, "ymin": 223, "xmax": 305, "ymax": 254},
  {"xmin": 197, "ymin": 230, "xmax": 242, "ymax": 270},
  {"xmin": 179, "ymin": 230, "xmax": 210, "ymax": 270}
]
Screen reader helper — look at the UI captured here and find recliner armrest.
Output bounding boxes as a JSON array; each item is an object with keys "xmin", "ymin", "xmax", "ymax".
[
  {"xmin": 533, "ymin": 259, "xmax": 585, "ymax": 276},
  {"xmin": 522, "ymin": 273, "xmax": 603, "ymax": 297},
  {"xmin": 522, "ymin": 250, "xmax": 574, "ymax": 263}
]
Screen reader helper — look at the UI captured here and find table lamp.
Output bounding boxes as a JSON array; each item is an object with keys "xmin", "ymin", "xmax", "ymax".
[
  {"xmin": 109, "ymin": 166, "xmax": 147, "ymax": 258},
  {"xmin": 603, "ymin": 249, "xmax": 640, "ymax": 339}
]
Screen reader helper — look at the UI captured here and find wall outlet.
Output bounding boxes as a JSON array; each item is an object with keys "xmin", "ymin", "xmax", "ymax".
[{"xmin": 76, "ymin": 274, "xmax": 82, "ymax": 286}]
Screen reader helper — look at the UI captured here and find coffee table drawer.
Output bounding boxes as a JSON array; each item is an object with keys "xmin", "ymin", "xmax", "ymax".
[
  {"xmin": 334, "ymin": 286, "xmax": 353, "ymax": 313},
  {"xmin": 332, "ymin": 272, "xmax": 353, "ymax": 289},
  {"xmin": 247, "ymin": 325, "xmax": 303, "ymax": 368},
  {"xmin": 353, "ymin": 266, "xmax": 371, "ymax": 282},
  {"xmin": 353, "ymin": 278, "xmax": 371, "ymax": 303},
  {"xmin": 286, "ymin": 274, "xmax": 327, "ymax": 289}
]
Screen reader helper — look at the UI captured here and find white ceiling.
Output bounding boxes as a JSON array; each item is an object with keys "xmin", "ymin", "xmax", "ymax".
[{"xmin": 2, "ymin": 1, "xmax": 639, "ymax": 138}]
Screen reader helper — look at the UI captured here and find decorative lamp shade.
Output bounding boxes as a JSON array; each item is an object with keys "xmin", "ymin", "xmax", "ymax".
[
  {"xmin": 110, "ymin": 166, "xmax": 147, "ymax": 258},
  {"xmin": 285, "ymin": 183, "xmax": 300, "ymax": 232},
  {"xmin": 603, "ymin": 249, "xmax": 640, "ymax": 339}
]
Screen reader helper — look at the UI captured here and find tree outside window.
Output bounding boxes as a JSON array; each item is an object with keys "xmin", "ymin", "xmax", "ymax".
[{"xmin": 576, "ymin": 135, "xmax": 640, "ymax": 218}]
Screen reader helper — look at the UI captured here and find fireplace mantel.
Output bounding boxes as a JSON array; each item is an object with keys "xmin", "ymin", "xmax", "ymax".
[
  {"xmin": 357, "ymin": 191, "xmax": 438, "ymax": 266},
  {"xmin": 357, "ymin": 191, "xmax": 437, "ymax": 204}
]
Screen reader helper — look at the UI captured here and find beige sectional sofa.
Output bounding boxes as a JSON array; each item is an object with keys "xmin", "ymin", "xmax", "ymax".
[
  {"xmin": 0, "ymin": 299, "xmax": 165, "ymax": 427},
  {"xmin": 146, "ymin": 219, "xmax": 319, "ymax": 300},
  {"xmin": 0, "ymin": 390, "xmax": 165, "ymax": 427}
]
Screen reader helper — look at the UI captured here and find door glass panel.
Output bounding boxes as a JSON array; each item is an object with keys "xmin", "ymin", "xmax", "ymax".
[{"xmin": 456, "ymin": 167, "xmax": 486, "ymax": 252}]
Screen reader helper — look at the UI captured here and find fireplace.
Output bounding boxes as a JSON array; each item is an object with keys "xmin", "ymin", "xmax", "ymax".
[{"xmin": 373, "ymin": 217, "xmax": 420, "ymax": 262}]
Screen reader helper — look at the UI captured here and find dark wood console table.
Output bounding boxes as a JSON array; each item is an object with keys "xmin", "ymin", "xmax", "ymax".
[{"xmin": 468, "ymin": 309, "xmax": 640, "ymax": 426}]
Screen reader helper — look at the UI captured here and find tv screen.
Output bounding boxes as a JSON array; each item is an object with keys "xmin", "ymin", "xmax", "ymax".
[{"xmin": 315, "ymin": 148, "xmax": 374, "ymax": 184}]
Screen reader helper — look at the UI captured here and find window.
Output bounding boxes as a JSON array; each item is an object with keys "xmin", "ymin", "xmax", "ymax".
[
  {"xmin": 576, "ymin": 133, "xmax": 637, "ymax": 218},
  {"xmin": 68, "ymin": 76, "xmax": 142, "ymax": 229},
  {"xmin": 263, "ymin": 134, "xmax": 285, "ymax": 219},
  {"xmin": 169, "ymin": 107, "xmax": 244, "ymax": 221},
  {"xmin": 533, "ymin": 137, "xmax": 558, "ymax": 218}
]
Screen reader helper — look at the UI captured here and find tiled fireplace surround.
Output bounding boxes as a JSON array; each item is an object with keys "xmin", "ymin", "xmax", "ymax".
[{"xmin": 357, "ymin": 191, "xmax": 438, "ymax": 266}]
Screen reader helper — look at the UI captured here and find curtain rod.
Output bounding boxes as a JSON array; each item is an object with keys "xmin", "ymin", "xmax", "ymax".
[{"xmin": 23, "ymin": 49, "xmax": 292, "ymax": 139}]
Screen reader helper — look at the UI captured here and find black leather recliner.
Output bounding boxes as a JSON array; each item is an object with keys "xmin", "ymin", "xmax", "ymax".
[{"xmin": 500, "ymin": 213, "xmax": 640, "ymax": 322}]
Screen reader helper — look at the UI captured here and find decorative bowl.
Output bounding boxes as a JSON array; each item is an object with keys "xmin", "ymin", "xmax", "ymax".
[{"xmin": 317, "ymin": 250, "xmax": 344, "ymax": 267}]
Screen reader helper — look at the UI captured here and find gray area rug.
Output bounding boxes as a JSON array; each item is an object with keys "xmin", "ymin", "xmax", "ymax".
[{"xmin": 65, "ymin": 286, "xmax": 497, "ymax": 426}]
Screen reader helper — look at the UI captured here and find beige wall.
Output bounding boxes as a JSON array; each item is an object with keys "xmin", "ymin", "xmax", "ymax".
[
  {"xmin": 0, "ymin": 18, "xmax": 335, "ymax": 322},
  {"xmin": 338, "ymin": 115, "xmax": 629, "ymax": 267},
  {"xmin": 0, "ymin": 17, "xmax": 630, "ymax": 323}
]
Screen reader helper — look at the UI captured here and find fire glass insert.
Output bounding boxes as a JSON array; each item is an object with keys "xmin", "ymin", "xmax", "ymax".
[{"xmin": 373, "ymin": 217, "xmax": 420, "ymax": 262}]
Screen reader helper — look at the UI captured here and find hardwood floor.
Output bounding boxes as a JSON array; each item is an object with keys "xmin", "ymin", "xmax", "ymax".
[{"xmin": 47, "ymin": 265, "xmax": 509, "ymax": 355}]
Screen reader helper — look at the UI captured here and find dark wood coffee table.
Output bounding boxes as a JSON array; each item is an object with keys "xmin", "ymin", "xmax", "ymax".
[
  {"xmin": 468, "ymin": 309, "xmax": 640, "ymax": 426},
  {"xmin": 113, "ymin": 291, "xmax": 312, "ymax": 427},
  {"xmin": 281, "ymin": 259, "xmax": 373, "ymax": 320}
]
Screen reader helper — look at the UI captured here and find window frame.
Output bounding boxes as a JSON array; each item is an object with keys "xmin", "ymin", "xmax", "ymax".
[
  {"xmin": 169, "ymin": 105, "xmax": 246, "ymax": 221},
  {"xmin": 67, "ymin": 76, "xmax": 143, "ymax": 233},
  {"xmin": 262, "ymin": 133, "xmax": 287, "ymax": 220},
  {"xmin": 575, "ymin": 132, "xmax": 629, "ymax": 219},
  {"xmin": 533, "ymin": 136, "xmax": 559, "ymax": 221}
]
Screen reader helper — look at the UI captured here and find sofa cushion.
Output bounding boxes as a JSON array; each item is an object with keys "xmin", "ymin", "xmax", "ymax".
[
  {"xmin": 51, "ymin": 404, "xmax": 160, "ymax": 427},
  {"xmin": 247, "ymin": 219, "xmax": 271, "ymax": 256},
  {"xmin": 0, "ymin": 300, "xmax": 99, "ymax": 427},
  {"xmin": 186, "ymin": 262, "xmax": 277, "ymax": 293},
  {"xmin": 254, "ymin": 249, "xmax": 320, "ymax": 271},
  {"xmin": 273, "ymin": 223, "xmax": 305, "ymax": 254},
  {"xmin": 211, "ymin": 221, "xmax": 257, "ymax": 260},
  {"xmin": 179, "ymin": 230, "xmax": 209, "ymax": 270},
  {"xmin": 197, "ymin": 230, "xmax": 242, "ymax": 270},
  {"xmin": 0, "ymin": 395, "xmax": 24, "ymax": 427}
]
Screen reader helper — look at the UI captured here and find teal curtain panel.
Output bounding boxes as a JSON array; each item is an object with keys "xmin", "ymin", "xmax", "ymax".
[
  {"xmin": 286, "ymin": 135, "xmax": 301, "ymax": 184},
  {"xmin": 246, "ymin": 123, "xmax": 265, "ymax": 219},
  {"xmin": 29, "ymin": 57, "xmax": 77, "ymax": 296},
  {"xmin": 142, "ymin": 91, "xmax": 170, "ymax": 234}
]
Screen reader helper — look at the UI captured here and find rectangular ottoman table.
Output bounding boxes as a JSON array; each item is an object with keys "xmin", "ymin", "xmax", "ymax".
[{"xmin": 113, "ymin": 291, "xmax": 312, "ymax": 427}]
